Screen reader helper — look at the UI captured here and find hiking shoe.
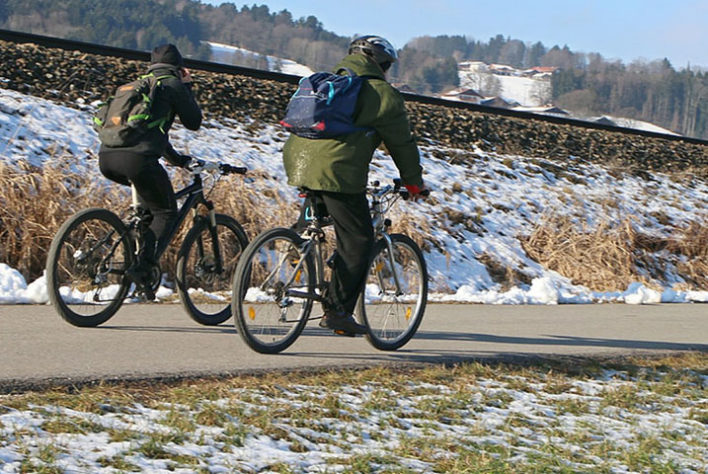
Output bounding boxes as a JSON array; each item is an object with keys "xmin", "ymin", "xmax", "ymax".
[
  {"xmin": 137, "ymin": 286, "xmax": 156, "ymax": 302},
  {"xmin": 319, "ymin": 311, "xmax": 367, "ymax": 336},
  {"xmin": 126, "ymin": 261, "xmax": 156, "ymax": 301},
  {"xmin": 125, "ymin": 264, "xmax": 149, "ymax": 285}
]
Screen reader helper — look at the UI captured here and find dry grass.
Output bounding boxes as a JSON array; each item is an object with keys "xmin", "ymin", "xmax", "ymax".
[
  {"xmin": 0, "ymin": 161, "xmax": 301, "ymax": 282},
  {"xmin": 477, "ymin": 252, "xmax": 532, "ymax": 290},
  {"xmin": 0, "ymin": 159, "xmax": 129, "ymax": 279},
  {"xmin": 666, "ymin": 221, "xmax": 708, "ymax": 289},
  {"xmin": 196, "ymin": 172, "xmax": 299, "ymax": 239},
  {"xmin": 522, "ymin": 216, "xmax": 640, "ymax": 292},
  {"xmin": 2, "ymin": 160, "xmax": 703, "ymax": 294},
  {"xmin": 522, "ymin": 214, "xmax": 707, "ymax": 292},
  {"xmin": 391, "ymin": 210, "xmax": 436, "ymax": 252},
  {"xmin": 0, "ymin": 161, "xmax": 431, "ymax": 283}
]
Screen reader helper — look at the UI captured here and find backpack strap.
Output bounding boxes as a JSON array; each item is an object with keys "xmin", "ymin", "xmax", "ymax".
[
  {"xmin": 138, "ymin": 72, "xmax": 176, "ymax": 134},
  {"xmin": 336, "ymin": 67, "xmax": 356, "ymax": 77},
  {"xmin": 336, "ymin": 67, "xmax": 378, "ymax": 81}
]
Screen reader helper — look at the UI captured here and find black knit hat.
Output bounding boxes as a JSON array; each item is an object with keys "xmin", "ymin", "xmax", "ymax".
[{"xmin": 150, "ymin": 43, "xmax": 184, "ymax": 67}]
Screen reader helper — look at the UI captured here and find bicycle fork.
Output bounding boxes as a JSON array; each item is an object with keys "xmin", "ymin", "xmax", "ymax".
[
  {"xmin": 380, "ymin": 233, "xmax": 404, "ymax": 297},
  {"xmin": 193, "ymin": 204, "xmax": 224, "ymax": 275}
]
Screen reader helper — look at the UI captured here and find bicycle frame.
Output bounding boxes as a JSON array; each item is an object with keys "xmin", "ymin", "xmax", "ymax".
[
  {"xmin": 280, "ymin": 223, "xmax": 328, "ymax": 304},
  {"xmin": 129, "ymin": 172, "xmax": 222, "ymax": 272},
  {"xmin": 283, "ymin": 183, "xmax": 407, "ymax": 303}
]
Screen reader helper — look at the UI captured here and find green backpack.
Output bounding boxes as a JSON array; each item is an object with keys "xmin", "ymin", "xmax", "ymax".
[{"xmin": 93, "ymin": 72, "xmax": 174, "ymax": 147}]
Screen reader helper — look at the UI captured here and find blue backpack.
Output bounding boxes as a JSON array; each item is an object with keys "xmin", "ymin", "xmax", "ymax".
[{"xmin": 280, "ymin": 68, "xmax": 372, "ymax": 139}]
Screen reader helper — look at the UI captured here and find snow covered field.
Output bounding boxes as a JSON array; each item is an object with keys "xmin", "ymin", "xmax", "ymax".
[
  {"xmin": 1, "ymin": 86, "xmax": 707, "ymax": 306},
  {"xmin": 0, "ymin": 357, "xmax": 706, "ymax": 472},
  {"xmin": 207, "ymin": 42, "xmax": 313, "ymax": 77},
  {"xmin": 459, "ymin": 70, "xmax": 552, "ymax": 107},
  {"xmin": 0, "ymin": 85, "xmax": 706, "ymax": 473}
]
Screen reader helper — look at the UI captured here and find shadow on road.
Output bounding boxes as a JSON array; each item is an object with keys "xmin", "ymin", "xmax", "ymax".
[
  {"xmin": 412, "ymin": 330, "xmax": 708, "ymax": 352},
  {"xmin": 99, "ymin": 325, "xmax": 236, "ymax": 334},
  {"xmin": 95, "ymin": 325, "xmax": 707, "ymax": 353}
]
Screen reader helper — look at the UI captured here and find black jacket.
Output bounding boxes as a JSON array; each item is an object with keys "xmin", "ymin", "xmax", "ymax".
[{"xmin": 99, "ymin": 63, "xmax": 202, "ymax": 165}]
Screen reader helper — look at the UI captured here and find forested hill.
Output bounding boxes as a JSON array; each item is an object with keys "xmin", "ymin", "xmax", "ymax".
[{"xmin": 2, "ymin": 0, "xmax": 708, "ymax": 139}]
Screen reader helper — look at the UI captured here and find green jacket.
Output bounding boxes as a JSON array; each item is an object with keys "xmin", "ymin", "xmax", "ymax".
[{"xmin": 283, "ymin": 54, "xmax": 423, "ymax": 194}]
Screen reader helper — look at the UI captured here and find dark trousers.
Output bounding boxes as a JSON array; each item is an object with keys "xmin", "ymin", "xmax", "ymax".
[
  {"xmin": 98, "ymin": 151, "xmax": 177, "ymax": 263},
  {"xmin": 297, "ymin": 191, "xmax": 375, "ymax": 315}
]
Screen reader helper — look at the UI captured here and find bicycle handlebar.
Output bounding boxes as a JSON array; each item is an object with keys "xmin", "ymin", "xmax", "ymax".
[
  {"xmin": 369, "ymin": 179, "xmax": 430, "ymax": 200},
  {"xmin": 219, "ymin": 163, "xmax": 248, "ymax": 175},
  {"xmin": 187, "ymin": 158, "xmax": 247, "ymax": 176}
]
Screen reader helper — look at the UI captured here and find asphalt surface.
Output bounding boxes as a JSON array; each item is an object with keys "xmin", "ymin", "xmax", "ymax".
[{"xmin": 0, "ymin": 303, "xmax": 706, "ymax": 392}]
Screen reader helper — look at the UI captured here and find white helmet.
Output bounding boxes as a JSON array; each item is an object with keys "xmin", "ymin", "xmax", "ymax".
[{"xmin": 349, "ymin": 35, "xmax": 398, "ymax": 71}]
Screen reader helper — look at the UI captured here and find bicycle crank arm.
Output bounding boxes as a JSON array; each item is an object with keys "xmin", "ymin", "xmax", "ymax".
[{"xmin": 285, "ymin": 289, "xmax": 324, "ymax": 302}]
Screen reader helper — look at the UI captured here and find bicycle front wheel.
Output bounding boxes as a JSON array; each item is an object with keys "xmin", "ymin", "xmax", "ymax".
[
  {"xmin": 356, "ymin": 233, "xmax": 428, "ymax": 351},
  {"xmin": 176, "ymin": 214, "xmax": 248, "ymax": 326},
  {"xmin": 232, "ymin": 228, "xmax": 314, "ymax": 354},
  {"xmin": 46, "ymin": 208, "xmax": 133, "ymax": 327}
]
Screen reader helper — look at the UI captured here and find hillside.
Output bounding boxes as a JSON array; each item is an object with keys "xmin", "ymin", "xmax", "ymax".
[
  {"xmin": 0, "ymin": 39, "xmax": 707, "ymax": 304},
  {"xmin": 4, "ymin": 1, "xmax": 708, "ymax": 138}
]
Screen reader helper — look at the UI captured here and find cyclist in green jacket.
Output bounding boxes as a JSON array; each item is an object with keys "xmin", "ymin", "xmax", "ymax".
[{"xmin": 283, "ymin": 35, "xmax": 427, "ymax": 335}]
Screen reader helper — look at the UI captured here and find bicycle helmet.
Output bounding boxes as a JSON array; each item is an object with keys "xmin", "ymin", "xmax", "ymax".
[{"xmin": 349, "ymin": 35, "xmax": 398, "ymax": 72}]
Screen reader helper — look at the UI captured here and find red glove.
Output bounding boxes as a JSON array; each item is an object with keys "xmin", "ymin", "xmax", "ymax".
[
  {"xmin": 404, "ymin": 183, "xmax": 428, "ymax": 201},
  {"xmin": 404, "ymin": 184, "xmax": 423, "ymax": 195}
]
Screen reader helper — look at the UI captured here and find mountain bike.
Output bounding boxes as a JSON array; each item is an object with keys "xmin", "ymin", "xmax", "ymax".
[
  {"xmin": 231, "ymin": 179, "xmax": 428, "ymax": 354},
  {"xmin": 46, "ymin": 159, "xmax": 248, "ymax": 327}
]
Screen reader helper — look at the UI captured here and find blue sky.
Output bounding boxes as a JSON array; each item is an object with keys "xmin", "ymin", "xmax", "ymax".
[{"xmin": 202, "ymin": 0, "xmax": 708, "ymax": 69}]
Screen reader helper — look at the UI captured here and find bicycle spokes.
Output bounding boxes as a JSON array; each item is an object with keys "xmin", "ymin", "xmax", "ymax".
[
  {"xmin": 177, "ymin": 214, "xmax": 248, "ymax": 326},
  {"xmin": 47, "ymin": 209, "xmax": 133, "ymax": 327},
  {"xmin": 358, "ymin": 234, "xmax": 427, "ymax": 351},
  {"xmin": 233, "ymin": 229, "xmax": 313, "ymax": 354}
]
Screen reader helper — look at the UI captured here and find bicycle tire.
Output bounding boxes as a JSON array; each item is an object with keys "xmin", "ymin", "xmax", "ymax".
[
  {"xmin": 232, "ymin": 228, "xmax": 314, "ymax": 354},
  {"xmin": 176, "ymin": 213, "xmax": 248, "ymax": 325},
  {"xmin": 46, "ymin": 208, "xmax": 134, "ymax": 327},
  {"xmin": 356, "ymin": 233, "xmax": 428, "ymax": 351}
]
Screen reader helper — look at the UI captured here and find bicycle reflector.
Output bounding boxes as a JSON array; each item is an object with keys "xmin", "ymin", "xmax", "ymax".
[{"xmin": 248, "ymin": 307, "xmax": 256, "ymax": 320}]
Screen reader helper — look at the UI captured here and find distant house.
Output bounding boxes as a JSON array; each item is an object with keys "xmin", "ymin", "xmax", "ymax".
[
  {"xmin": 489, "ymin": 64, "xmax": 516, "ymax": 76},
  {"xmin": 441, "ymin": 88, "xmax": 484, "ymax": 103},
  {"xmin": 459, "ymin": 61, "xmax": 487, "ymax": 72},
  {"xmin": 520, "ymin": 66, "xmax": 558, "ymax": 78},
  {"xmin": 531, "ymin": 66, "xmax": 558, "ymax": 74},
  {"xmin": 513, "ymin": 105, "xmax": 569, "ymax": 117},
  {"xmin": 480, "ymin": 96, "xmax": 519, "ymax": 108}
]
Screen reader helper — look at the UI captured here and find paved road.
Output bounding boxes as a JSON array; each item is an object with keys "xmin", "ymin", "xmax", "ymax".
[{"xmin": 0, "ymin": 303, "xmax": 706, "ymax": 391}]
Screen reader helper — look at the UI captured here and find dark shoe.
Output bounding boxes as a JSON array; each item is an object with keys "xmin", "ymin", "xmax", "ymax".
[
  {"xmin": 125, "ymin": 262, "xmax": 149, "ymax": 285},
  {"xmin": 126, "ymin": 261, "xmax": 156, "ymax": 301},
  {"xmin": 138, "ymin": 286, "xmax": 156, "ymax": 302},
  {"xmin": 319, "ymin": 311, "xmax": 367, "ymax": 336}
]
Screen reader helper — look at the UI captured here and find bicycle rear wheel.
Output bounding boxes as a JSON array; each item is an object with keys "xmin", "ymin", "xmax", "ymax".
[
  {"xmin": 176, "ymin": 214, "xmax": 248, "ymax": 326},
  {"xmin": 232, "ymin": 228, "xmax": 314, "ymax": 354},
  {"xmin": 356, "ymin": 233, "xmax": 428, "ymax": 350},
  {"xmin": 46, "ymin": 208, "xmax": 133, "ymax": 327}
]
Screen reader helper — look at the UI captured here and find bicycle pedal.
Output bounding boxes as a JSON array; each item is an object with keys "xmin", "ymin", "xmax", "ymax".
[
  {"xmin": 333, "ymin": 329, "xmax": 357, "ymax": 337},
  {"xmin": 135, "ymin": 292, "xmax": 155, "ymax": 303}
]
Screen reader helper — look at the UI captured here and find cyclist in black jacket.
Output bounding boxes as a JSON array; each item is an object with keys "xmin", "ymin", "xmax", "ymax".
[{"xmin": 98, "ymin": 44, "xmax": 202, "ymax": 293}]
